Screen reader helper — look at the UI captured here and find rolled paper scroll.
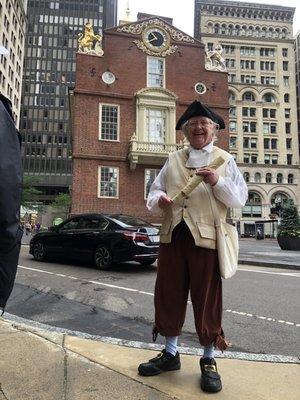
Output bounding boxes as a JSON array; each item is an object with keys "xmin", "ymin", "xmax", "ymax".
[{"xmin": 171, "ymin": 156, "xmax": 225, "ymax": 203}]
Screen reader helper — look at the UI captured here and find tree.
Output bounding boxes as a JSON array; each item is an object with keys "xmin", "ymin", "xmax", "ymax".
[
  {"xmin": 21, "ymin": 176, "xmax": 45, "ymax": 213},
  {"xmin": 277, "ymin": 199, "xmax": 300, "ymax": 238},
  {"xmin": 52, "ymin": 193, "xmax": 71, "ymax": 219}
]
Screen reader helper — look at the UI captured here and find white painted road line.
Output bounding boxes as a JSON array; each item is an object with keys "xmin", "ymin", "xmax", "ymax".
[
  {"xmin": 18, "ymin": 265, "xmax": 300, "ymax": 328},
  {"xmin": 238, "ymin": 267, "xmax": 300, "ymax": 277}
]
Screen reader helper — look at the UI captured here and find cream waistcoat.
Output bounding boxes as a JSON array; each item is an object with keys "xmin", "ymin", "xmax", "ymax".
[{"xmin": 160, "ymin": 146, "xmax": 232, "ymax": 250}]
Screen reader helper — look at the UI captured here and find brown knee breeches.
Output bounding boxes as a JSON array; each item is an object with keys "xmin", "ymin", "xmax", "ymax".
[{"xmin": 154, "ymin": 221, "xmax": 228, "ymax": 351}]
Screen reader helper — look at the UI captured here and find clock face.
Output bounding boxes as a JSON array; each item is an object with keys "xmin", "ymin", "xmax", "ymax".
[
  {"xmin": 142, "ymin": 27, "xmax": 170, "ymax": 52},
  {"xmin": 102, "ymin": 71, "xmax": 115, "ymax": 85}
]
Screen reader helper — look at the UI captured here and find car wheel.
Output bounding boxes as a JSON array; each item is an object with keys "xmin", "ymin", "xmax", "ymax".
[
  {"xmin": 139, "ymin": 258, "xmax": 157, "ymax": 266},
  {"xmin": 94, "ymin": 246, "xmax": 112, "ymax": 270},
  {"xmin": 32, "ymin": 241, "xmax": 47, "ymax": 261}
]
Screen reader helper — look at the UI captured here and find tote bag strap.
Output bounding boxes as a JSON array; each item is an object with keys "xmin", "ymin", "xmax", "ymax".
[{"xmin": 203, "ymin": 183, "xmax": 222, "ymax": 228}]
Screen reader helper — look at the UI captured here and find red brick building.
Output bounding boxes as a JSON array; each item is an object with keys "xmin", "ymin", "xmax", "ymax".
[{"xmin": 71, "ymin": 16, "xmax": 229, "ymax": 222}]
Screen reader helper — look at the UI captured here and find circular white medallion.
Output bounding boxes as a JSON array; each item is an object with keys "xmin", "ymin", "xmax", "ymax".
[
  {"xmin": 102, "ymin": 71, "xmax": 116, "ymax": 85},
  {"xmin": 194, "ymin": 82, "xmax": 207, "ymax": 95}
]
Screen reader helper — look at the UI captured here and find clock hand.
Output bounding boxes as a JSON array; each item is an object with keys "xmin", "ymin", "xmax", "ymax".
[{"xmin": 148, "ymin": 32, "xmax": 158, "ymax": 42}]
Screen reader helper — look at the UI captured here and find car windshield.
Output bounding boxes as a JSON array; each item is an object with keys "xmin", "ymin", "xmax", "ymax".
[{"xmin": 109, "ymin": 214, "xmax": 153, "ymax": 228}]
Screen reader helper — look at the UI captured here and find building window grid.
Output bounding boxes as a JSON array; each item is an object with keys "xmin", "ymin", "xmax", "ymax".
[
  {"xmin": 241, "ymin": 74, "xmax": 256, "ymax": 84},
  {"xmin": 242, "ymin": 192, "xmax": 262, "ymax": 218},
  {"xmin": 20, "ymin": 0, "xmax": 109, "ymax": 178},
  {"xmin": 263, "ymin": 122, "xmax": 277, "ymax": 134},
  {"xmin": 243, "ymin": 121, "xmax": 256, "ymax": 133},
  {"xmin": 260, "ymin": 48, "xmax": 275, "ymax": 57},
  {"xmin": 147, "ymin": 57, "xmax": 164, "ymax": 88},
  {"xmin": 229, "ymin": 136, "xmax": 237, "ymax": 148},
  {"xmin": 263, "ymin": 108, "xmax": 276, "ymax": 118},
  {"xmin": 240, "ymin": 59, "xmax": 255, "ymax": 69},
  {"xmin": 244, "ymin": 153, "xmax": 257, "ymax": 163},
  {"xmin": 244, "ymin": 138, "xmax": 257, "ymax": 149},
  {"xmin": 240, "ymin": 46, "xmax": 255, "ymax": 56},
  {"xmin": 146, "ymin": 108, "xmax": 166, "ymax": 143},
  {"xmin": 98, "ymin": 166, "xmax": 119, "ymax": 198},
  {"xmin": 100, "ymin": 104, "xmax": 119, "ymax": 141},
  {"xmin": 242, "ymin": 107, "xmax": 256, "ymax": 117},
  {"xmin": 261, "ymin": 76, "xmax": 276, "ymax": 85}
]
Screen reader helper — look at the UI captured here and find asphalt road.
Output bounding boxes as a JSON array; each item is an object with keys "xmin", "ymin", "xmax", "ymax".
[{"xmin": 6, "ymin": 246, "xmax": 300, "ymax": 358}]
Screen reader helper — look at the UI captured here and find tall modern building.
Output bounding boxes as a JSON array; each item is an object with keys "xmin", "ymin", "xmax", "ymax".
[
  {"xmin": 20, "ymin": 0, "xmax": 117, "ymax": 203},
  {"xmin": 0, "ymin": 0, "xmax": 27, "ymax": 125},
  {"xmin": 295, "ymin": 30, "xmax": 300, "ymax": 156},
  {"xmin": 195, "ymin": 0, "xmax": 299, "ymax": 237}
]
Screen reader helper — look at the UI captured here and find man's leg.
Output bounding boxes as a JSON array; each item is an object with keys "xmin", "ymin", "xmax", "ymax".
[
  {"xmin": 138, "ymin": 222, "xmax": 190, "ymax": 376},
  {"xmin": 188, "ymin": 246, "xmax": 224, "ymax": 393}
]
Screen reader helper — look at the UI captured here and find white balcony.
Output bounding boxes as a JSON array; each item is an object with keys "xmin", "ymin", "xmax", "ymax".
[{"xmin": 128, "ymin": 134, "xmax": 185, "ymax": 170}]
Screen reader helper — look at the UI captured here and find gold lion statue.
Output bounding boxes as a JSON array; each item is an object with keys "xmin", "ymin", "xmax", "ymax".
[{"xmin": 78, "ymin": 22, "xmax": 103, "ymax": 56}]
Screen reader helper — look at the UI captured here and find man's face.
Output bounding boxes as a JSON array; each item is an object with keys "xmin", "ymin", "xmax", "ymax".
[{"xmin": 185, "ymin": 116, "xmax": 215, "ymax": 149}]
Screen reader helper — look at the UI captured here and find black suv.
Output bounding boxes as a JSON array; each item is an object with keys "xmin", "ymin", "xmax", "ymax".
[{"xmin": 29, "ymin": 214, "xmax": 160, "ymax": 269}]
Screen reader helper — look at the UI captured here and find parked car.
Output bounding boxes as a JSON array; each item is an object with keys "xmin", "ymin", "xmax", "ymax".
[{"xmin": 29, "ymin": 213, "xmax": 160, "ymax": 269}]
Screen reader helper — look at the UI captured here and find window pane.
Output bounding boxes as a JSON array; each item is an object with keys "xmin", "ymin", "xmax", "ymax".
[
  {"xmin": 146, "ymin": 109, "xmax": 166, "ymax": 142},
  {"xmin": 148, "ymin": 57, "xmax": 164, "ymax": 87},
  {"xmin": 101, "ymin": 105, "xmax": 118, "ymax": 140},
  {"xmin": 99, "ymin": 167, "xmax": 118, "ymax": 197}
]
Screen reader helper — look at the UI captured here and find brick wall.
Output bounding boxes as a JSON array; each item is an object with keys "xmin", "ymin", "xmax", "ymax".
[{"xmin": 71, "ymin": 19, "xmax": 229, "ymax": 222}]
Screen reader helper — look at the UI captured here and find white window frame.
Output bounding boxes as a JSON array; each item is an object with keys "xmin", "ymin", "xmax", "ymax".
[
  {"xmin": 98, "ymin": 103, "xmax": 120, "ymax": 142},
  {"xmin": 97, "ymin": 166, "xmax": 119, "ymax": 199},
  {"xmin": 144, "ymin": 169, "xmax": 160, "ymax": 200},
  {"xmin": 147, "ymin": 56, "xmax": 165, "ymax": 88}
]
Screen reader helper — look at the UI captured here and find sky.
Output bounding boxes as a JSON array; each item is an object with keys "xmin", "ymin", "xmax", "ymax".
[{"xmin": 118, "ymin": 0, "xmax": 299, "ymax": 36}]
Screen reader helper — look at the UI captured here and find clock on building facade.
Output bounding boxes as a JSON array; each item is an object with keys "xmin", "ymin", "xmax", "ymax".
[{"xmin": 142, "ymin": 27, "xmax": 170, "ymax": 53}]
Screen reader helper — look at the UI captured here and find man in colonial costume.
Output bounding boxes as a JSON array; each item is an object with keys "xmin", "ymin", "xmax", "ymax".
[{"xmin": 138, "ymin": 101, "xmax": 248, "ymax": 393}]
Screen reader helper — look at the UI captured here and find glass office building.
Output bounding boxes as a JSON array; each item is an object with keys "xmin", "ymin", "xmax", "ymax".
[{"xmin": 20, "ymin": 0, "xmax": 117, "ymax": 203}]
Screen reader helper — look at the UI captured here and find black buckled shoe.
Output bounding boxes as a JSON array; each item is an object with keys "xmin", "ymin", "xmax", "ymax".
[
  {"xmin": 200, "ymin": 357, "xmax": 222, "ymax": 393},
  {"xmin": 138, "ymin": 349, "xmax": 181, "ymax": 376}
]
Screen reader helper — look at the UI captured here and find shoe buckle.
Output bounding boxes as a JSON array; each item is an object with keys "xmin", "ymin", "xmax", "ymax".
[{"xmin": 204, "ymin": 364, "xmax": 217, "ymax": 372}]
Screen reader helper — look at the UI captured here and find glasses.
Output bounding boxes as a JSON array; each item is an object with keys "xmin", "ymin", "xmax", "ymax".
[{"xmin": 188, "ymin": 120, "xmax": 213, "ymax": 129}]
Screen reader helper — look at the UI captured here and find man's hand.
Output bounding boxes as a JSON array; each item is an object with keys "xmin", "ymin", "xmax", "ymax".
[
  {"xmin": 158, "ymin": 195, "xmax": 173, "ymax": 209},
  {"xmin": 195, "ymin": 167, "xmax": 219, "ymax": 186}
]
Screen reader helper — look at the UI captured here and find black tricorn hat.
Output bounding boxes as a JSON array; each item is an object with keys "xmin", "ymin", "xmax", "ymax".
[{"xmin": 176, "ymin": 100, "xmax": 225, "ymax": 130}]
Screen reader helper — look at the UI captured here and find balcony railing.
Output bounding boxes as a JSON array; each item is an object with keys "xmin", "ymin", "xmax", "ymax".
[{"xmin": 128, "ymin": 135, "xmax": 186, "ymax": 170}]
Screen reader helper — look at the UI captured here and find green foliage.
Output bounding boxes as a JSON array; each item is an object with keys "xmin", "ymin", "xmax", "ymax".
[
  {"xmin": 52, "ymin": 193, "xmax": 71, "ymax": 218},
  {"xmin": 21, "ymin": 176, "xmax": 42, "ymax": 205},
  {"xmin": 277, "ymin": 199, "xmax": 300, "ymax": 238}
]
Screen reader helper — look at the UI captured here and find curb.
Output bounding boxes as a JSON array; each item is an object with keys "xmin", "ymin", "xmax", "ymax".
[
  {"xmin": 2, "ymin": 312, "xmax": 299, "ymax": 365},
  {"xmin": 238, "ymin": 259, "xmax": 300, "ymax": 270}
]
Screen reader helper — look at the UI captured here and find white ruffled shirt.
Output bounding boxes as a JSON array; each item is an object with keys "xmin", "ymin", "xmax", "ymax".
[{"xmin": 147, "ymin": 142, "xmax": 248, "ymax": 213}]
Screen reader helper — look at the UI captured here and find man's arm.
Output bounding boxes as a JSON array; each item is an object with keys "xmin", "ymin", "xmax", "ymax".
[
  {"xmin": 212, "ymin": 157, "xmax": 248, "ymax": 208},
  {"xmin": 146, "ymin": 160, "xmax": 172, "ymax": 213}
]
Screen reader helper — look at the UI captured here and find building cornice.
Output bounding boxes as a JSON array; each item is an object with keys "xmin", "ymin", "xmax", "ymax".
[
  {"xmin": 200, "ymin": 33, "xmax": 294, "ymax": 45},
  {"xmin": 73, "ymin": 154, "xmax": 127, "ymax": 161},
  {"xmin": 196, "ymin": 0, "xmax": 295, "ymax": 18}
]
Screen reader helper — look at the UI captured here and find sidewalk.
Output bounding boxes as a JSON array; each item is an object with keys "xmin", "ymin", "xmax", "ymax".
[
  {"xmin": 238, "ymin": 238, "xmax": 300, "ymax": 269},
  {"xmin": 0, "ymin": 317, "xmax": 299, "ymax": 400}
]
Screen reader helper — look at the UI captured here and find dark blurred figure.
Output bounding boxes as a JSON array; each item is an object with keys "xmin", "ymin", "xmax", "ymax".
[{"xmin": 0, "ymin": 86, "xmax": 23, "ymax": 314}]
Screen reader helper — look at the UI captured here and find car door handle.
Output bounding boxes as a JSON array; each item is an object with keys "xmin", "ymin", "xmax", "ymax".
[{"xmin": 66, "ymin": 232, "xmax": 74, "ymax": 235}]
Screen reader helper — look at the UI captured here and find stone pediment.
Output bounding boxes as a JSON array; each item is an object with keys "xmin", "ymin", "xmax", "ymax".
[
  {"xmin": 113, "ymin": 17, "xmax": 196, "ymax": 45},
  {"xmin": 135, "ymin": 87, "xmax": 178, "ymax": 101},
  {"xmin": 106, "ymin": 18, "xmax": 201, "ymax": 57}
]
